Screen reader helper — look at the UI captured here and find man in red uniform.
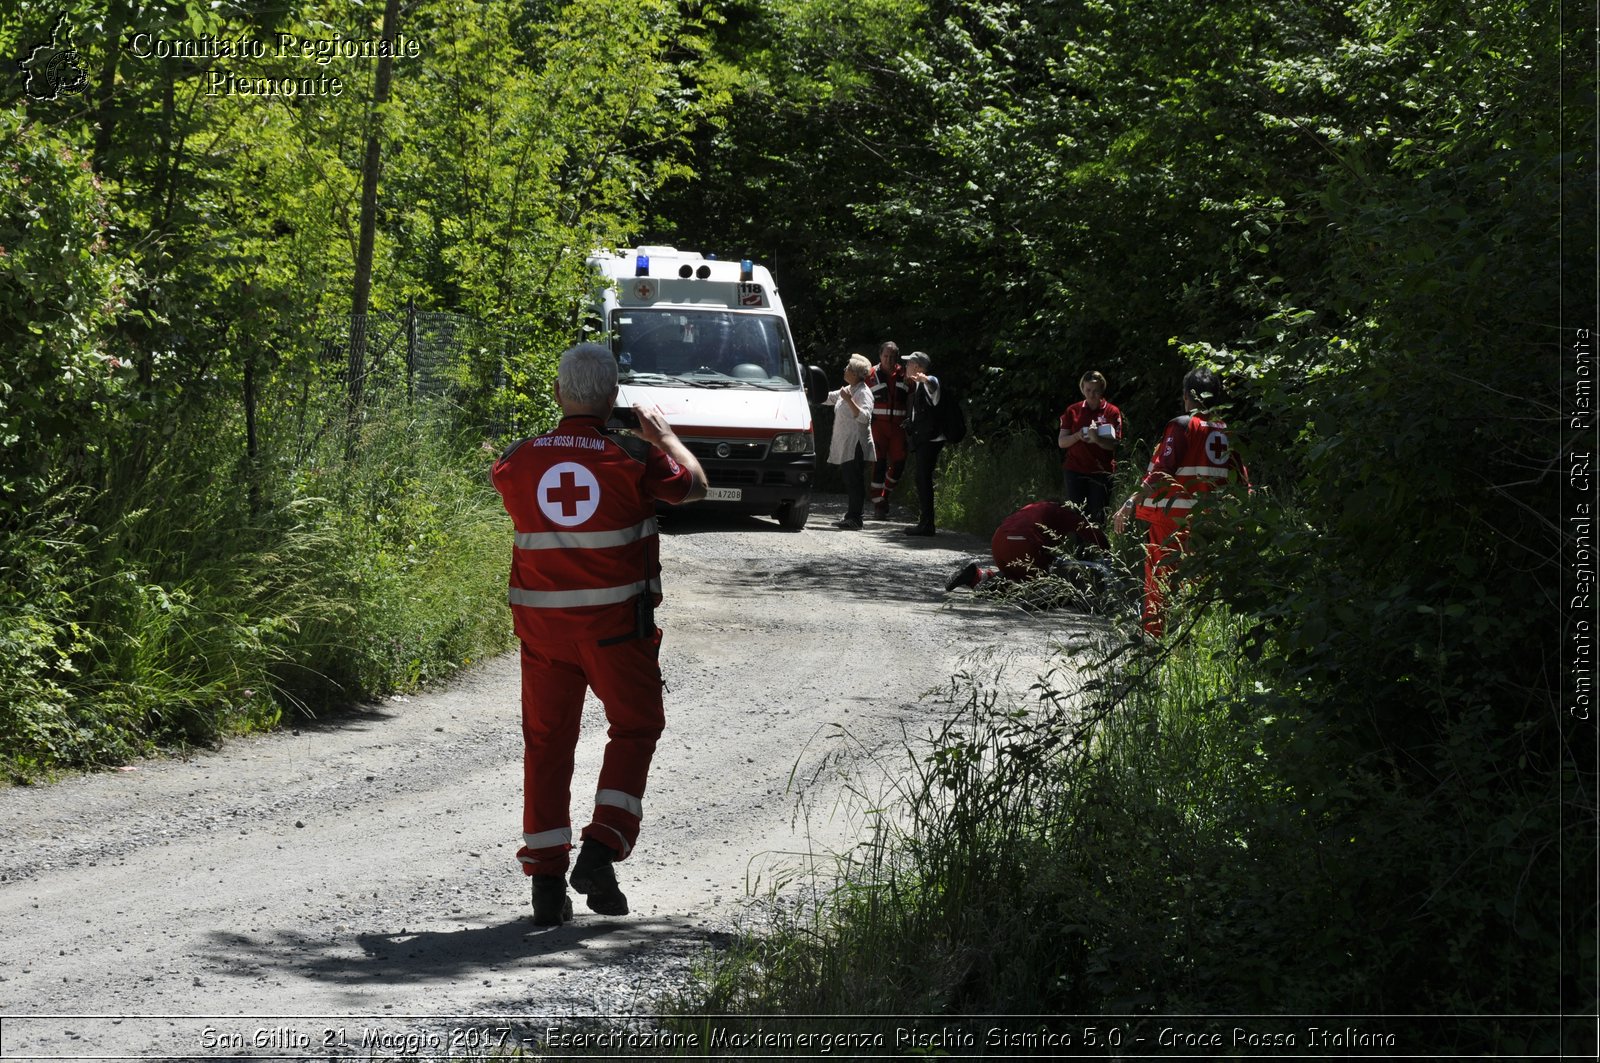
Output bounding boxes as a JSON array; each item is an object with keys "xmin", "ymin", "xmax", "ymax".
[
  {"xmin": 492, "ymin": 343, "xmax": 707, "ymax": 925},
  {"xmin": 1113, "ymin": 367, "xmax": 1248, "ymax": 638},
  {"xmin": 866, "ymin": 340, "xmax": 910, "ymax": 519},
  {"xmin": 944, "ymin": 500, "xmax": 1111, "ymax": 592},
  {"xmin": 1057, "ymin": 370, "xmax": 1124, "ymax": 529}
]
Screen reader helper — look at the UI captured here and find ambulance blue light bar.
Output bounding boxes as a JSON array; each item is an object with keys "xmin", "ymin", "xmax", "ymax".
[
  {"xmin": 740, "ymin": 258, "xmax": 753, "ymax": 282},
  {"xmin": 635, "ymin": 254, "xmax": 649, "ymax": 277}
]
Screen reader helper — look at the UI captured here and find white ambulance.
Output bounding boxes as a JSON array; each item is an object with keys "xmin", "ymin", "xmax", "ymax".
[{"xmin": 585, "ymin": 246, "xmax": 828, "ymax": 530}]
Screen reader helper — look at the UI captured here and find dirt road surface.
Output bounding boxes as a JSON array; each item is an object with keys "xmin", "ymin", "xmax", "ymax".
[{"xmin": 1, "ymin": 499, "xmax": 1101, "ymax": 1060}]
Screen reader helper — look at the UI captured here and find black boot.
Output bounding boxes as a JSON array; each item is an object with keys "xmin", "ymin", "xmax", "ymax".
[
  {"xmin": 569, "ymin": 840, "xmax": 629, "ymax": 916},
  {"xmin": 944, "ymin": 560, "xmax": 980, "ymax": 591},
  {"xmin": 530, "ymin": 874, "xmax": 573, "ymax": 926}
]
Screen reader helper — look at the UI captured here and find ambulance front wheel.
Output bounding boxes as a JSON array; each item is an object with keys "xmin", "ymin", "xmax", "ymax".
[{"xmin": 776, "ymin": 497, "xmax": 810, "ymax": 531}]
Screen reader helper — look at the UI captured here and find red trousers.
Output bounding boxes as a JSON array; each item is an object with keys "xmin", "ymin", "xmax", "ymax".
[
  {"xmin": 1141, "ymin": 514, "xmax": 1188, "ymax": 638},
  {"xmin": 516, "ymin": 630, "xmax": 664, "ymax": 876}
]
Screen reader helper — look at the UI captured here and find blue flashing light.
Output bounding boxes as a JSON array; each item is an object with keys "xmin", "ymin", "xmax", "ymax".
[
  {"xmin": 740, "ymin": 258, "xmax": 753, "ymax": 282},
  {"xmin": 635, "ymin": 254, "xmax": 649, "ymax": 277}
]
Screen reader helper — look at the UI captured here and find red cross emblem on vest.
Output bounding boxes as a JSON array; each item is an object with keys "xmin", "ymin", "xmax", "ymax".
[
  {"xmin": 537, "ymin": 462, "xmax": 601, "ymax": 526},
  {"xmin": 546, "ymin": 470, "xmax": 590, "ymax": 515},
  {"xmin": 1204, "ymin": 429, "xmax": 1230, "ymax": 465}
]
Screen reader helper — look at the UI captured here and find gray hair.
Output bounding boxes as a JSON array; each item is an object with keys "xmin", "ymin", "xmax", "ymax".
[
  {"xmin": 845, "ymin": 353, "xmax": 872, "ymax": 378},
  {"xmin": 905, "ymin": 350, "xmax": 931, "ymax": 369},
  {"xmin": 558, "ymin": 343, "xmax": 619, "ymax": 410}
]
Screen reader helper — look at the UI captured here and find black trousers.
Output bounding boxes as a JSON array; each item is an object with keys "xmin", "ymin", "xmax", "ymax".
[
  {"xmin": 912, "ymin": 439, "xmax": 945, "ymax": 530},
  {"xmin": 1064, "ymin": 470, "xmax": 1113, "ymax": 529},
  {"xmin": 842, "ymin": 443, "xmax": 867, "ymax": 522}
]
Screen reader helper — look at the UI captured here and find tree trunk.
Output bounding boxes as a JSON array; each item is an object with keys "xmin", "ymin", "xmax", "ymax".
[
  {"xmin": 243, "ymin": 354, "xmax": 260, "ymax": 518},
  {"xmin": 345, "ymin": 0, "xmax": 404, "ymax": 455},
  {"xmin": 92, "ymin": 0, "xmax": 138, "ymax": 173}
]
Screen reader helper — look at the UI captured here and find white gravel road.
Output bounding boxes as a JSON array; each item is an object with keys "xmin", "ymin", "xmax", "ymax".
[{"xmin": 0, "ymin": 496, "xmax": 1105, "ymax": 1061}]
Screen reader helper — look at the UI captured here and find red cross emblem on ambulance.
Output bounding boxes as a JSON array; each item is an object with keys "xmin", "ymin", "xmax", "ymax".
[
  {"xmin": 634, "ymin": 280, "xmax": 655, "ymax": 300},
  {"xmin": 537, "ymin": 462, "xmax": 601, "ymax": 526}
]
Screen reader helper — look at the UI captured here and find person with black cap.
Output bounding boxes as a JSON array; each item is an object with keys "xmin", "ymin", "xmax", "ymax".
[{"xmin": 901, "ymin": 350, "xmax": 945, "ymax": 536}]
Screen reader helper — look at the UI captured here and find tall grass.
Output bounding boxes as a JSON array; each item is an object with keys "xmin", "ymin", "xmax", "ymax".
[
  {"xmin": 934, "ymin": 433, "xmax": 1062, "ymax": 535},
  {"xmin": 663, "ymin": 595, "xmax": 1569, "ymax": 1055},
  {"xmin": 277, "ymin": 402, "xmax": 515, "ymax": 711},
  {"xmin": 0, "ymin": 393, "xmax": 516, "ymax": 779},
  {"xmin": 672, "ymin": 611, "xmax": 1246, "ymax": 1014}
]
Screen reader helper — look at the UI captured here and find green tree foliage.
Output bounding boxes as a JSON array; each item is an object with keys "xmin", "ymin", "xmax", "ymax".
[
  {"xmin": 654, "ymin": 0, "xmax": 1586, "ymax": 1033},
  {"xmin": 0, "ymin": 0, "xmax": 727, "ymax": 772}
]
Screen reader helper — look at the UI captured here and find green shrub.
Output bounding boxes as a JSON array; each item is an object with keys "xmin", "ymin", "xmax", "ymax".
[
  {"xmin": 934, "ymin": 433, "xmax": 1061, "ymax": 535},
  {"xmin": 673, "ymin": 605, "xmax": 1579, "ymax": 1053}
]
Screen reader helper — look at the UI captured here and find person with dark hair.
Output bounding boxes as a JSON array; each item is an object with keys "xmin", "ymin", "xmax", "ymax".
[
  {"xmin": 944, "ymin": 500, "xmax": 1111, "ymax": 592},
  {"xmin": 1057, "ymin": 370, "xmax": 1123, "ymax": 528},
  {"xmin": 1113, "ymin": 366, "xmax": 1248, "ymax": 637},
  {"xmin": 866, "ymin": 341, "xmax": 910, "ymax": 519},
  {"xmin": 491, "ymin": 343, "xmax": 707, "ymax": 925},
  {"xmin": 900, "ymin": 350, "xmax": 945, "ymax": 536}
]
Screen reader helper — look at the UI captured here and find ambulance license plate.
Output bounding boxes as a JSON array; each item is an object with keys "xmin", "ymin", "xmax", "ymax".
[{"xmin": 705, "ymin": 487, "xmax": 742, "ymax": 501}]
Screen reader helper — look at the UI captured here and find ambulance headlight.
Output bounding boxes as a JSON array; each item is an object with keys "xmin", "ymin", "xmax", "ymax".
[{"xmin": 769, "ymin": 433, "xmax": 814, "ymax": 455}]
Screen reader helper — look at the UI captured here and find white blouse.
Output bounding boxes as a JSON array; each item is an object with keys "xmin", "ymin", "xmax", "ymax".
[{"xmin": 823, "ymin": 380, "xmax": 877, "ymax": 465}]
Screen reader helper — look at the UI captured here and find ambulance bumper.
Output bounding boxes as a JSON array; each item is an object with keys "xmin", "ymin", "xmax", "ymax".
[{"xmin": 692, "ymin": 455, "xmax": 816, "ymax": 513}]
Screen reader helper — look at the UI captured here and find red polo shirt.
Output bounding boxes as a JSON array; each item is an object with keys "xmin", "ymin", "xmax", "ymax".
[{"xmin": 1059, "ymin": 399, "xmax": 1123, "ymax": 474}]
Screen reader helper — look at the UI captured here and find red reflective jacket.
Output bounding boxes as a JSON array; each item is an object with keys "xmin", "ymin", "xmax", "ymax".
[
  {"xmin": 867, "ymin": 361, "xmax": 910, "ymax": 447},
  {"xmin": 1134, "ymin": 415, "xmax": 1248, "ymax": 522},
  {"xmin": 492, "ymin": 415, "xmax": 693, "ymax": 643}
]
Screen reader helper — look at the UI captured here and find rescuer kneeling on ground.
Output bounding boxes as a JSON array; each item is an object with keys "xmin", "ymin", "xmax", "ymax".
[
  {"xmin": 492, "ymin": 343, "xmax": 707, "ymax": 925},
  {"xmin": 1112, "ymin": 366, "xmax": 1248, "ymax": 638},
  {"xmin": 944, "ymin": 500, "xmax": 1111, "ymax": 596}
]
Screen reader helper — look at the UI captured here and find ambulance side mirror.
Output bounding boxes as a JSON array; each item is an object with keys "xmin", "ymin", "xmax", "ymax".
[{"xmin": 805, "ymin": 365, "xmax": 829, "ymax": 405}]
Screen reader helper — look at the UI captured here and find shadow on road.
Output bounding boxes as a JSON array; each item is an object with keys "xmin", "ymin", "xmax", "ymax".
[{"xmin": 204, "ymin": 915, "xmax": 733, "ymax": 986}]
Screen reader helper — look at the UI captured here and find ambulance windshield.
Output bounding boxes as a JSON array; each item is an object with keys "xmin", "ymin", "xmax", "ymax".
[{"xmin": 609, "ymin": 310, "xmax": 801, "ymax": 389}]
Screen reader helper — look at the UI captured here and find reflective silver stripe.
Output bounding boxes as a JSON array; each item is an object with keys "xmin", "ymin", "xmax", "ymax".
[
  {"xmin": 522, "ymin": 827, "xmax": 572, "ymax": 850},
  {"xmin": 1174, "ymin": 465, "xmax": 1230, "ymax": 479},
  {"xmin": 515, "ymin": 518, "xmax": 658, "ymax": 551},
  {"xmin": 508, "ymin": 578, "xmax": 662, "ymax": 608},
  {"xmin": 595, "ymin": 788, "xmax": 643, "ymax": 818},
  {"xmin": 591, "ymin": 823, "xmax": 633, "ymax": 858},
  {"xmin": 871, "ymin": 408, "xmax": 906, "ymax": 416}
]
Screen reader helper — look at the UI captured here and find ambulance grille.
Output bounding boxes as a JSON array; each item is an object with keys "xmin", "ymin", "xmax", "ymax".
[
  {"xmin": 707, "ymin": 469, "xmax": 792, "ymax": 487},
  {"xmin": 684, "ymin": 439, "xmax": 768, "ymax": 461}
]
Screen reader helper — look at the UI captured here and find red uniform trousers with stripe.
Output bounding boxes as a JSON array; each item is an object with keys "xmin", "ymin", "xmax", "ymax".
[
  {"xmin": 516, "ymin": 628, "xmax": 664, "ymax": 876},
  {"xmin": 1140, "ymin": 512, "xmax": 1188, "ymax": 638},
  {"xmin": 870, "ymin": 420, "xmax": 908, "ymax": 505}
]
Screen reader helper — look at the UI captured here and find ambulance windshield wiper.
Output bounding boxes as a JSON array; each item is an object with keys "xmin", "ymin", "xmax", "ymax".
[
  {"xmin": 621, "ymin": 372, "xmax": 688, "ymax": 386},
  {"xmin": 677, "ymin": 376, "xmax": 745, "ymax": 388}
]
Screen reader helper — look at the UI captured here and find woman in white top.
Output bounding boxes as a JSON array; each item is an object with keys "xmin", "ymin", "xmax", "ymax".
[{"xmin": 825, "ymin": 353, "xmax": 877, "ymax": 529}]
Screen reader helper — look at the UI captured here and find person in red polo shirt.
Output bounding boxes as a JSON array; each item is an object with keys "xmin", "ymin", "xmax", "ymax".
[
  {"xmin": 492, "ymin": 343, "xmax": 706, "ymax": 925},
  {"xmin": 1113, "ymin": 367, "xmax": 1248, "ymax": 638},
  {"xmin": 1057, "ymin": 370, "xmax": 1124, "ymax": 529}
]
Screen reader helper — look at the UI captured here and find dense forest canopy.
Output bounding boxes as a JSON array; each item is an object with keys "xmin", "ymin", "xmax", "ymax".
[{"xmin": 0, "ymin": 0, "xmax": 1592, "ymax": 1040}]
